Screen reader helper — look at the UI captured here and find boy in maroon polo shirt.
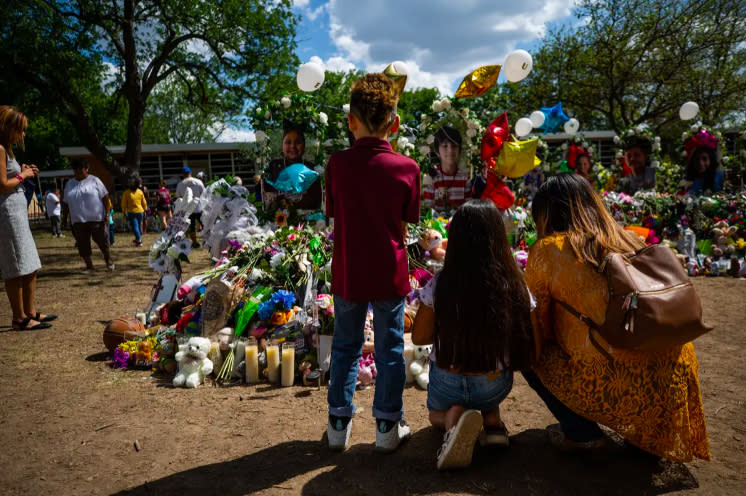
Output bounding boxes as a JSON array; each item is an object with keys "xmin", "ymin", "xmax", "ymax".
[{"xmin": 325, "ymin": 74, "xmax": 420, "ymax": 452}]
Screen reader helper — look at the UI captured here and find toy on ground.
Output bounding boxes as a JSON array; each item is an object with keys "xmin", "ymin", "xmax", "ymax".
[
  {"xmin": 409, "ymin": 344, "xmax": 432, "ymax": 390},
  {"xmin": 357, "ymin": 353, "xmax": 377, "ymax": 388},
  {"xmin": 173, "ymin": 336, "xmax": 214, "ymax": 388},
  {"xmin": 103, "ymin": 316, "xmax": 146, "ymax": 352},
  {"xmin": 711, "ymin": 220, "xmax": 737, "ymax": 258}
]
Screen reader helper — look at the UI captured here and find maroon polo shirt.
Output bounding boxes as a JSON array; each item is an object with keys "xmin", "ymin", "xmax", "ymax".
[{"xmin": 326, "ymin": 137, "xmax": 420, "ymax": 302}]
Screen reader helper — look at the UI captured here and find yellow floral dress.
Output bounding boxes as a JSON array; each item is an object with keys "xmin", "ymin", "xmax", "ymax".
[{"xmin": 525, "ymin": 234, "xmax": 710, "ymax": 462}]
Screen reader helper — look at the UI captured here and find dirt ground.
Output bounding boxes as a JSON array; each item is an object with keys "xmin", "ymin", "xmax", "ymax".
[{"xmin": 1, "ymin": 229, "xmax": 745, "ymax": 496}]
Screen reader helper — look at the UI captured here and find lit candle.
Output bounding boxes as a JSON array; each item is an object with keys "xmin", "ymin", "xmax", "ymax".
[
  {"xmin": 232, "ymin": 338, "xmax": 246, "ymax": 381},
  {"xmin": 245, "ymin": 337, "xmax": 259, "ymax": 384},
  {"xmin": 281, "ymin": 340, "xmax": 296, "ymax": 387},
  {"xmin": 266, "ymin": 341, "xmax": 280, "ymax": 384}
]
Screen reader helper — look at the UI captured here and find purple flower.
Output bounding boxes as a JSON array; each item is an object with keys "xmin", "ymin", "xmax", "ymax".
[{"xmin": 112, "ymin": 348, "xmax": 130, "ymax": 369}]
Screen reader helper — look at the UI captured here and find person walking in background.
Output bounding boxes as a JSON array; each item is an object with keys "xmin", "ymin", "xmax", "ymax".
[
  {"xmin": 155, "ymin": 180, "xmax": 172, "ymax": 230},
  {"xmin": 0, "ymin": 105, "xmax": 55, "ymax": 330},
  {"xmin": 176, "ymin": 167, "xmax": 205, "ymax": 248},
  {"xmin": 325, "ymin": 74, "xmax": 420, "ymax": 452},
  {"xmin": 106, "ymin": 196, "xmax": 116, "ymax": 246},
  {"xmin": 121, "ymin": 179, "xmax": 148, "ymax": 247},
  {"xmin": 46, "ymin": 187, "xmax": 63, "ymax": 237},
  {"xmin": 63, "ymin": 158, "xmax": 115, "ymax": 273},
  {"xmin": 141, "ymin": 182, "xmax": 150, "ymax": 234}
]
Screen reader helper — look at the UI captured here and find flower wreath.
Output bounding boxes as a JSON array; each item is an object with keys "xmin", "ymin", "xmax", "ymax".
[
  {"xmin": 250, "ymin": 93, "xmax": 343, "ymax": 173},
  {"xmin": 612, "ymin": 125, "xmax": 662, "ymax": 173},
  {"xmin": 408, "ymin": 97, "xmax": 483, "ymax": 173},
  {"xmin": 679, "ymin": 123, "xmax": 725, "ymax": 163}
]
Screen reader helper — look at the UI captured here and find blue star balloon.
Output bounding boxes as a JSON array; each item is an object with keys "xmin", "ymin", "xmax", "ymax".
[{"xmin": 539, "ymin": 102, "xmax": 570, "ymax": 133}]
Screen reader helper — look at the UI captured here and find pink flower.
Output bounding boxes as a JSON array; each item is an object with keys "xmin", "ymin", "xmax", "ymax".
[{"xmin": 287, "ymin": 234, "xmax": 297, "ymax": 241}]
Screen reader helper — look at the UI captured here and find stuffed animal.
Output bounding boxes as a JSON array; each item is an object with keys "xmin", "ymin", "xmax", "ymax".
[
  {"xmin": 357, "ymin": 353, "xmax": 377, "ymax": 388},
  {"xmin": 409, "ymin": 344, "xmax": 432, "ymax": 390},
  {"xmin": 711, "ymin": 220, "xmax": 737, "ymax": 258},
  {"xmin": 173, "ymin": 336, "xmax": 213, "ymax": 388},
  {"xmin": 419, "ymin": 229, "xmax": 447, "ymax": 262},
  {"xmin": 362, "ymin": 310, "xmax": 375, "ymax": 354}
]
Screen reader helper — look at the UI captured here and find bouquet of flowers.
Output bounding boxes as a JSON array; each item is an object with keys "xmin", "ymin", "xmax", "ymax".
[
  {"xmin": 314, "ymin": 293, "xmax": 335, "ymax": 336},
  {"xmin": 258, "ymin": 289, "xmax": 297, "ymax": 326}
]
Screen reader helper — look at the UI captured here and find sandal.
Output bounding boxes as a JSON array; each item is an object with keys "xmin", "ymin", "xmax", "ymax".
[
  {"xmin": 12, "ymin": 317, "xmax": 52, "ymax": 331},
  {"xmin": 546, "ymin": 424, "xmax": 606, "ymax": 453},
  {"xmin": 436, "ymin": 409, "xmax": 483, "ymax": 471},
  {"xmin": 34, "ymin": 312, "xmax": 58, "ymax": 323}
]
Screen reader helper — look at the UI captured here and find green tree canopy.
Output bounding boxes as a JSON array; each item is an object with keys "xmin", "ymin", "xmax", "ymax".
[{"xmin": 1, "ymin": 0, "xmax": 299, "ymax": 178}]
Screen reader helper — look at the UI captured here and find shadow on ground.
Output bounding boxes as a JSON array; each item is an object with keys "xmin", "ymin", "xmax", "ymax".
[{"xmin": 112, "ymin": 428, "xmax": 697, "ymax": 496}]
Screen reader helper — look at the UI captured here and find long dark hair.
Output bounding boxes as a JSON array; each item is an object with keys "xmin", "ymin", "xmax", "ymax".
[
  {"xmin": 433, "ymin": 200, "xmax": 534, "ymax": 372},
  {"xmin": 532, "ymin": 174, "xmax": 643, "ymax": 267},
  {"xmin": 686, "ymin": 146, "xmax": 719, "ymax": 190}
]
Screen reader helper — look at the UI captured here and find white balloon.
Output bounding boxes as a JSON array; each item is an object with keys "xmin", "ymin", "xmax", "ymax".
[
  {"xmin": 564, "ymin": 118, "xmax": 580, "ymax": 136},
  {"xmin": 529, "ymin": 110, "xmax": 545, "ymax": 128},
  {"xmin": 515, "ymin": 118, "xmax": 533, "ymax": 137},
  {"xmin": 503, "ymin": 49, "xmax": 533, "ymax": 83},
  {"xmin": 296, "ymin": 62, "xmax": 325, "ymax": 92},
  {"xmin": 679, "ymin": 101, "xmax": 699, "ymax": 121}
]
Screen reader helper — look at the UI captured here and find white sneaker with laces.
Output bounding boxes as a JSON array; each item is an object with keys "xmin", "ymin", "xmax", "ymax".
[
  {"xmin": 437, "ymin": 410, "xmax": 483, "ymax": 470},
  {"xmin": 327, "ymin": 417, "xmax": 352, "ymax": 451},
  {"xmin": 375, "ymin": 419, "xmax": 411, "ymax": 453}
]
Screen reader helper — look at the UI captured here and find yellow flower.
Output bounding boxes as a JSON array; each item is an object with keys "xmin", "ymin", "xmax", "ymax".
[{"xmin": 275, "ymin": 211, "xmax": 288, "ymax": 227}]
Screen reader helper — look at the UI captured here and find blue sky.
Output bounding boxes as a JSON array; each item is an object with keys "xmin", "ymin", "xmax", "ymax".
[
  {"xmin": 221, "ymin": 0, "xmax": 580, "ymax": 141},
  {"xmin": 291, "ymin": 0, "xmax": 579, "ymax": 94}
]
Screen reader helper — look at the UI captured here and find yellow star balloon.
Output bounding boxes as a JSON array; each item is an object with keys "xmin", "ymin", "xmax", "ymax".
[
  {"xmin": 495, "ymin": 138, "xmax": 541, "ymax": 178},
  {"xmin": 383, "ymin": 62, "xmax": 408, "ymax": 98},
  {"xmin": 455, "ymin": 65, "xmax": 501, "ymax": 98}
]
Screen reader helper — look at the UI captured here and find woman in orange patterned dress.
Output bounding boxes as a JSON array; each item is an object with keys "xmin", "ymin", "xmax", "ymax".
[{"xmin": 524, "ymin": 173, "xmax": 710, "ymax": 462}]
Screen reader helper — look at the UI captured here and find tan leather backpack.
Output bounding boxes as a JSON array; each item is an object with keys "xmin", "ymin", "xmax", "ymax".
[{"xmin": 558, "ymin": 244, "xmax": 712, "ymax": 358}]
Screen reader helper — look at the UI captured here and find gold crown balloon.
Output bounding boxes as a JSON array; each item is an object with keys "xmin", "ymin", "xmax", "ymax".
[{"xmin": 383, "ymin": 61, "xmax": 408, "ymax": 98}]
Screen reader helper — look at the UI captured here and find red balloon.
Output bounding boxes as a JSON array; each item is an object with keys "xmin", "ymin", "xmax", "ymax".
[
  {"xmin": 481, "ymin": 112, "xmax": 510, "ymax": 161},
  {"xmin": 482, "ymin": 172, "xmax": 514, "ymax": 210}
]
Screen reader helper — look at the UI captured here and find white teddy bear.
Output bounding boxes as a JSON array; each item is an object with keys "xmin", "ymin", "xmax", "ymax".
[
  {"xmin": 409, "ymin": 344, "xmax": 432, "ymax": 390},
  {"xmin": 173, "ymin": 336, "xmax": 214, "ymax": 388}
]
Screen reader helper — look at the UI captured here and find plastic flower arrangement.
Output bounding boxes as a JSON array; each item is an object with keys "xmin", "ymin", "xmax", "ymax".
[
  {"xmin": 410, "ymin": 97, "xmax": 483, "ymax": 174},
  {"xmin": 258, "ymin": 289, "xmax": 297, "ymax": 326},
  {"xmin": 314, "ymin": 293, "xmax": 335, "ymax": 336},
  {"xmin": 613, "ymin": 125, "xmax": 662, "ymax": 171},
  {"xmin": 250, "ymin": 93, "xmax": 343, "ymax": 170}
]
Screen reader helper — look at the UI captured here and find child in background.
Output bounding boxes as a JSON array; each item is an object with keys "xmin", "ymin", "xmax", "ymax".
[
  {"xmin": 106, "ymin": 196, "xmax": 115, "ymax": 246},
  {"xmin": 413, "ymin": 199, "xmax": 535, "ymax": 470},
  {"xmin": 325, "ymin": 73, "xmax": 420, "ymax": 452}
]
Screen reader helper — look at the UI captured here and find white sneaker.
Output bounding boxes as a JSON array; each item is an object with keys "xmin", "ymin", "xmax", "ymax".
[
  {"xmin": 437, "ymin": 410, "xmax": 483, "ymax": 470},
  {"xmin": 107, "ymin": 263, "xmax": 116, "ymax": 271},
  {"xmin": 375, "ymin": 419, "xmax": 411, "ymax": 453},
  {"xmin": 327, "ymin": 417, "xmax": 352, "ymax": 451}
]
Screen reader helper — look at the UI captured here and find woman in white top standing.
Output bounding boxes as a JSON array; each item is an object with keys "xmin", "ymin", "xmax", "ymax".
[
  {"xmin": 63, "ymin": 158, "xmax": 114, "ymax": 273},
  {"xmin": 0, "ymin": 106, "xmax": 55, "ymax": 330}
]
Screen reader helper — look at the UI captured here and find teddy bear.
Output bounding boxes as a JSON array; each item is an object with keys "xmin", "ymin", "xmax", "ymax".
[
  {"xmin": 711, "ymin": 220, "xmax": 737, "ymax": 258},
  {"xmin": 357, "ymin": 353, "xmax": 377, "ymax": 389},
  {"xmin": 173, "ymin": 336, "xmax": 214, "ymax": 388},
  {"xmin": 409, "ymin": 344, "xmax": 432, "ymax": 390},
  {"xmin": 409, "ymin": 228, "xmax": 448, "ymax": 263}
]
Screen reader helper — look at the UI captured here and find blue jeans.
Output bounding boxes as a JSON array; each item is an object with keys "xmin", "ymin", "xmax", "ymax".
[
  {"xmin": 522, "ymin": 370, "xmax": 604, "ymax": 442},
  {"xmin": 328, "ymin": 295, "xmax": 406, "ymax": 422},
  {"xmin": 427, "ymin": 364, "xmax": 513, "ymax": 412},
  {"xmin": 127, "ymin": 212, "xmax": 144, "ymax": 242}
]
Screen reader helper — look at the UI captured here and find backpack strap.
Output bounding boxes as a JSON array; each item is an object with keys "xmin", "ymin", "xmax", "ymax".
[{"xmin": 555, "ymin": 300, "xmax": 613, "ymax": 361}]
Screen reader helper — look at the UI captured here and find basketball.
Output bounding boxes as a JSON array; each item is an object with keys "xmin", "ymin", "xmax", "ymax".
[{"xmin": 103, "ymin": 317, "xmax": 146, "ymax": 352}]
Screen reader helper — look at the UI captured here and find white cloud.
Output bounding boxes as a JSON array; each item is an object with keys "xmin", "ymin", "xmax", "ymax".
[
  {"xmin": 308, "ymin": 55, "xmax": 357, "ymax": 73},
  {"xmin": 216, "ymin": 127, "xmax": 257, "ymax": 143},
  {"xmin": 101, "ymin": 62, "xmax": 120, "ymax": 94},
  {"xmin": 326, "ymin": 0, "xmax": 575, "ymax": 94},
  {"xmin": 294, "ymin": 0, "xmax": 327, "ymax": 22}
]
